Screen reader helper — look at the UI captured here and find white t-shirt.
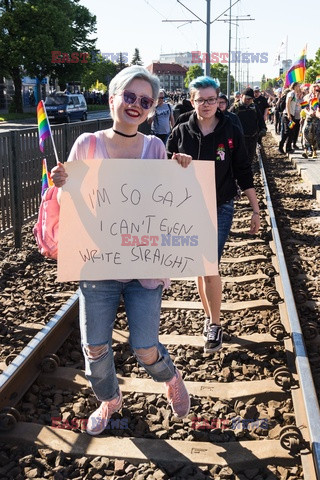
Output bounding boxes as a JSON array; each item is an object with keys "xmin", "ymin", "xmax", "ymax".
[
  {"xmin": 285, "ymin": 90, "xmax": 298, "ymax": 117},
  {"xmin": 152, "ymin": 103, "xmax": 172, "ymax": 134}
]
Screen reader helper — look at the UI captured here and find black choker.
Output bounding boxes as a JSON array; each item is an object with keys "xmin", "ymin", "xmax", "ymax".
[{"xmin": 113, "ymin": 129, "xmax": 137, "ymax": 138}]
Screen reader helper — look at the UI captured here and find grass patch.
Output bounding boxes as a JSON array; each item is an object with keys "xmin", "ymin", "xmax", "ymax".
[
  {"xmin": 87, "ymin": 104, "xmax": 109, "ymax": 112},
  {"xmin": 0, "ymin": 112, "xmax": 35, "ymax": 122}
]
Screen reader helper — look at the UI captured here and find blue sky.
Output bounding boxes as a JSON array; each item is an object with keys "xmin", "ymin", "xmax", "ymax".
[{"xmin": 79, "ymin": 0, "xmax": 319, "ymax": 84}]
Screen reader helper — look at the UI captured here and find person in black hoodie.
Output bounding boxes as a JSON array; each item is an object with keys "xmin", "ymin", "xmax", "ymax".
[
  {"xmin": 230, "ymin": 87, "xmax": 266, "ymax": 163},
  {"xmin": 167, "ymin": 76, "xmax": 260, "ymax": 353}
]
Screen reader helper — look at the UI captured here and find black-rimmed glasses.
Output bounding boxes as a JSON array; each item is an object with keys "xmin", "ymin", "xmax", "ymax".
[{"xmin": 194, "ymin": 97, "xmax": 218, "ymax": 106}]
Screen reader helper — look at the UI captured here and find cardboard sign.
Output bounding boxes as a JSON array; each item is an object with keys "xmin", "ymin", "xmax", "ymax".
[{"xmin": 57, "ymin": 158, "xmax": 218, "ymax": 281}]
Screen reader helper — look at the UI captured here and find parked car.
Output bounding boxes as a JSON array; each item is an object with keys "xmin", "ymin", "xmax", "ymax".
[{"xmin": 44, "ymin": 93, "xmax": 87, "ymax": 123}]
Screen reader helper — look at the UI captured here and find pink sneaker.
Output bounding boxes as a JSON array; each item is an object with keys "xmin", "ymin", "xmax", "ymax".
[
  {"xmin": 165, "ymin": 369, "xmax": 190, "ymax": 418},
  {"xmin": 86, "ymin": 392, "xmax": 123, "ymax": 436}
]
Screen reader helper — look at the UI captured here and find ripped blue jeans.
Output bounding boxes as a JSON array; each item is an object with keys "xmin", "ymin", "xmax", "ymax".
[{"xmin": 79, "ymin": 280, "xmax": 176, "ymax": 401}]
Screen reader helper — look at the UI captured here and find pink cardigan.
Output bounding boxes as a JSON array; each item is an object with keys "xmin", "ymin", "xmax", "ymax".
[{"xmin": 67, "ymin": 131, "xmax": 170, "ymax": 290}]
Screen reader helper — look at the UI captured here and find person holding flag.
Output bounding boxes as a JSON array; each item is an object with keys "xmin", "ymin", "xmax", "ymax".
[
  {"xmin": 302, "ymin": 83, "xmax": 320, "ymax": 159},
  {"xmin": 279, "ymin": 82, "xmax": 301, "ymax": 154},
  {"xmin": 50, "ymin": 66, "xmax": 191, "ymax": 436}
]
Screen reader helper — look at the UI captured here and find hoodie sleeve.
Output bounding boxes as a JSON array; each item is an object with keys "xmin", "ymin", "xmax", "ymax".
[
  {"xmin": 231, "ymin": 125, "xmax": 254, "ymax": 191},
  {"xmin": 166, "ymin": 125, "xmax": 181, "ymax": 159}
]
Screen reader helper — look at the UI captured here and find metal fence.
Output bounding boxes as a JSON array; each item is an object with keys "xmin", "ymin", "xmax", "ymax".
[{"xmin": 0, "ymin": 118, "xmax": 151, "ymax": 247}]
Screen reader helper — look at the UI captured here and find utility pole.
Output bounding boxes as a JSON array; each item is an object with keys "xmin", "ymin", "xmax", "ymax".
[
  {"xmin": 206, "ymin": 0, "xmax": 211, "ymax": 76},
  {"xmin": 227, "ymin": 0, "xmax": 232, "ymax": 98},
  {"xmin": 163, "ymin": 0, "xmax": 241, "ymax": 79}
]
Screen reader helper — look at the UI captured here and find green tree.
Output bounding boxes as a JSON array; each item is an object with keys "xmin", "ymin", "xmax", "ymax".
[
  {"xmin": 0, "ymin": 0, "xmax": 96, "ymax": 112},
  {"xmin": 116, "ymin": 52, "xmax": 128, "ymax": 72},
  {"xmin": 305, "ymin": 47, "xmax": 320, "ymax": 83},
  {"xmin": 184, "ymin": 64, "xmax": 204, "ymax": 88},
  {"xmin": 131, "ymin": 48, "xmax": 143, "ymax": 66},
  {"xmin": 210, "ymin": 63, "xmax": 234, "ymax": 94},
  {"xmin": 81, "ymin": 55, "xmax": 117, "ymax": 92},
  {"xmin": 260, "ymin": 74, "xmax": 267, "ymax": 90}
]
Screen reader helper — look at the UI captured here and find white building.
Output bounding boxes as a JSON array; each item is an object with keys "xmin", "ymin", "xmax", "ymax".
[{"xmin": 158, "ymin": 52, "xmax": 202, "ymax": 70}]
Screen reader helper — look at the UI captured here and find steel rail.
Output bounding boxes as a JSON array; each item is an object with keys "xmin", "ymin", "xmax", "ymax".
[
  {"xmin": 259, "ymin": 149, "xmax": 320, "ymax": 477},
  {"xmin": 0, "ymin": 291, "xmax": 79, "ymax": 410}
]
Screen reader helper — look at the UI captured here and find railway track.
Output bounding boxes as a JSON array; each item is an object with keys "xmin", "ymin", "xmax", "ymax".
[{"xmin": 0, "ymin": 136, "xmax": 320, "ymax": 479}]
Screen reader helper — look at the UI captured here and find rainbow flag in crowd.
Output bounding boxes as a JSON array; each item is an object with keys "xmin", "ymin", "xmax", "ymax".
[
  {"xmin": 37, "ymin": 100, "xmax": 51, "ymax": 152},
  {"xmin": 41, "ymin": 158, "xmax": 54, "ymax": 196},
  {"xmin": 300, "ymin": 100, "xmax": 309, "ymax": 109},
  {"xmin": 316, "ymin": 75, "xmax": 320, "ymax": 83},
  {"xmin": 311, "ymin": 98, "xmax": 319, "ymax": 110},
  {"xmin": 288, "ymin": 120, "xmax": 295, "ymax": 129},
  {"xmin": 285, "ymin": 46, "xmax": 307, "ymax": 87}
]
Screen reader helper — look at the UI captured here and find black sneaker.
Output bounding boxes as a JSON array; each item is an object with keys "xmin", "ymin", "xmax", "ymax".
[
  {"xmin": 204, "ymin": 324, "xmax": 223, "ymax": 353},
  {"xmin": 202, "ymin": 317, "xmax": 211, "ymax": 340}
]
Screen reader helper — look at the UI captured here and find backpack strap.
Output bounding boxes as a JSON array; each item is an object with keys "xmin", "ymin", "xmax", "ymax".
[{"xmin": 87, "ymin": 134, "xmax": 97, "ymax": 158}]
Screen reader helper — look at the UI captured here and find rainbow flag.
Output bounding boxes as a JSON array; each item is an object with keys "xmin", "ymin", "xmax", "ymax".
[
  {"xmin": 285, "ymin": 46, "xmax": 307, "ymax": 87},
  {"xmin": 311, "ymin": 98, "xmax": 319, "ymax": 110},
  {"xmin": 37, "ymin": 100, "xmax": 51, "ymax": 152},
  {"xmin": 288, "ymin": 120, "xmax": 295, "ymax": 129},
  {"xmin": 316, "ymin": 75, "xmax": 320, "ymax": 83},
  {"xmin": 300, "ymin": 100, "xmax": 308, "ymax": 109},
  {"xmin": 41, "ymin": 158, "xmax": 54, "ymax": 196}
]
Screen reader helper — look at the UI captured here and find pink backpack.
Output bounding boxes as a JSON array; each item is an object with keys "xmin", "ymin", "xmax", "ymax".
[{"xmin": 33, "ymin": 134, "xmax": 96, "ymax": 260}]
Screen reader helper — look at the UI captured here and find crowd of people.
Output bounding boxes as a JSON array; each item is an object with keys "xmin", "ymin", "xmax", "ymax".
[
  {"xmin": 50, "ymin": 65, "xmax": 320, "ymax": 436},
  {"xmin": 273, "ymin": 81, "xmax": 320, "ymax": 158}
]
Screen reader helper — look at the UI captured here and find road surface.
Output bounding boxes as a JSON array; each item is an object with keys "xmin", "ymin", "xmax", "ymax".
[{"xmin": 0, "ymin": 110, "xmax": 111, "ymax": 132}]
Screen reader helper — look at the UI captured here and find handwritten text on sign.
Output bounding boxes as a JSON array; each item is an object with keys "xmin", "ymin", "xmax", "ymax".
[{"xmin": 57, "ymin": 158, "xmax": 217, "ymax": 281}]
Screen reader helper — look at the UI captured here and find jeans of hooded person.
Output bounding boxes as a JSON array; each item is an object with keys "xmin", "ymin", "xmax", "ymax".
[
  {"xmin": 79, "ymin": 280, "xmax": 176, "ymax": 402},
  {"xmin": 218, "ymin": 199, "xmax": 234, "ymax": 262}
]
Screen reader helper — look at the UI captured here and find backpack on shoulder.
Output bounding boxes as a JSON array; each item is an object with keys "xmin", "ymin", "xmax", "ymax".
[
  {"xmin": 278, "ymin": 94, "xmax": 287, "ymax": 113},
  {"xmin": 33, "ymin": 186, "xmax": 60, "ymax": 259},
  {"xmin": 33, "ymin": 134, "xmax": 96, "ymax": 260}
]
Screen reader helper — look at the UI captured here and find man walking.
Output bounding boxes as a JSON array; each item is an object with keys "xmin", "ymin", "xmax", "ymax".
[{"xmin": 230, "ymin": 87, "xmax": 266, "ymax": 163}]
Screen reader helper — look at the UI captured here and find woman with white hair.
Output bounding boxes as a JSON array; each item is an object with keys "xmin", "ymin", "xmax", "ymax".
[{"xmin": 51, "ymin": 66, "xmax": 190, "ymax": 435}]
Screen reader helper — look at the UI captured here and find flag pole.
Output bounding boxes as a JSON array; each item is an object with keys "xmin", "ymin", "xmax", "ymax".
[
  {"xmin": 304, "ymin": 44, "xmax": 307, "ymax": 83},
  {"xmin": 41, "ymin": 100, "xmax": 60, "ymax": 165}
]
